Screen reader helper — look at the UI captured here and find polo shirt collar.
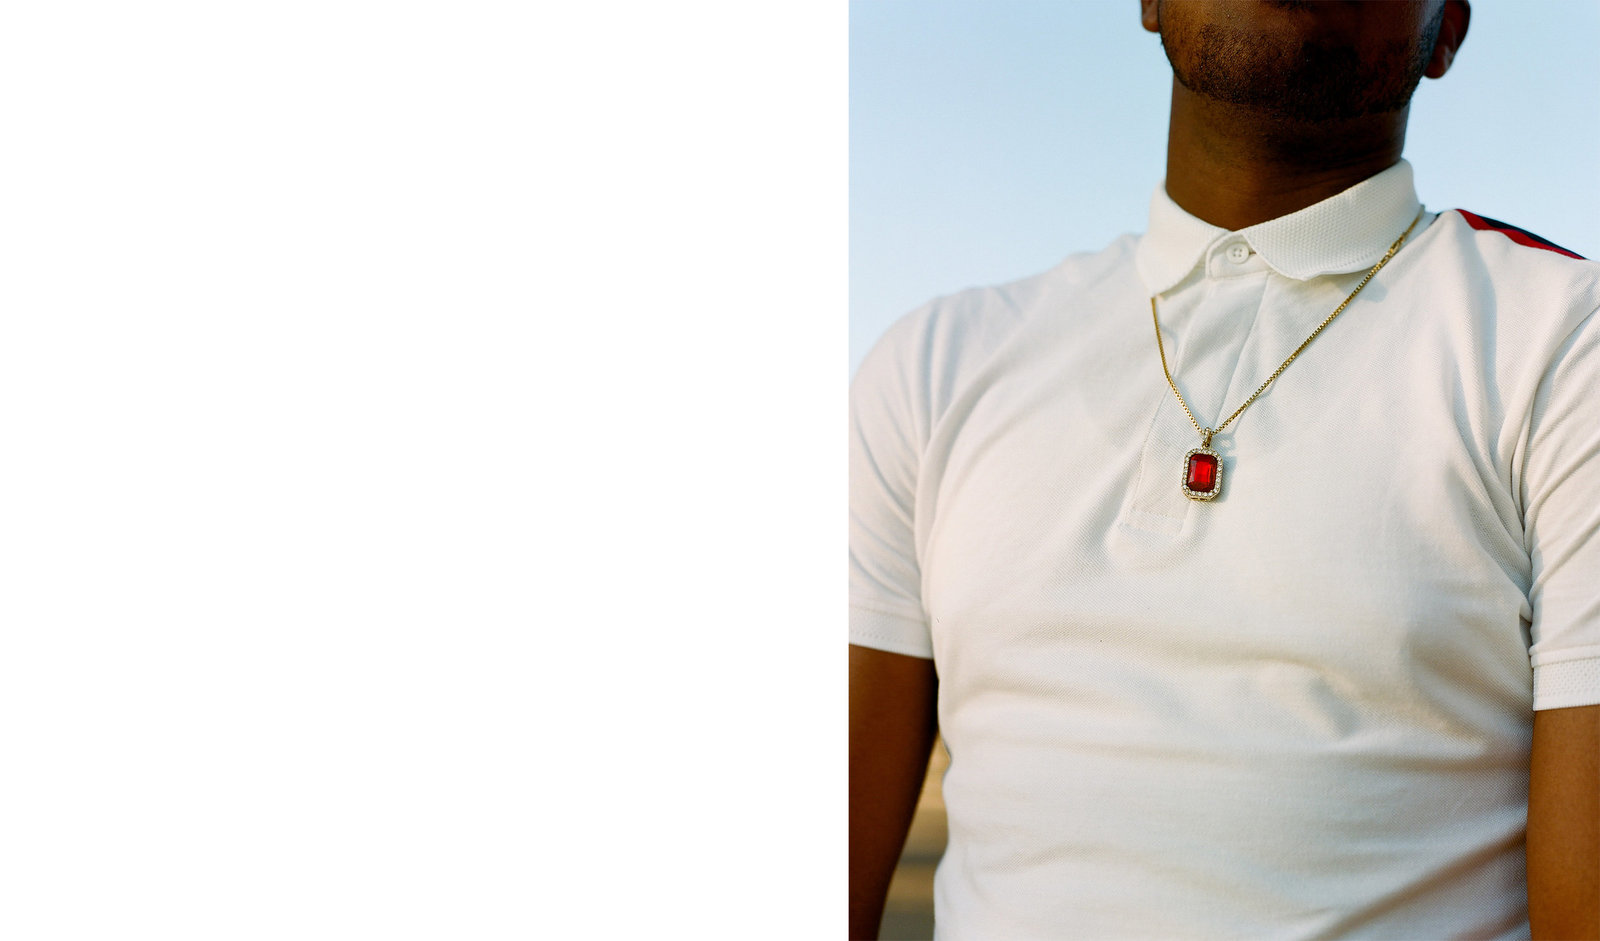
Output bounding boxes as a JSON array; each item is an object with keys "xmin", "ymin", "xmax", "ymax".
[{"xmin": 1135, "ymin": 159, "xmax": 1423, "ymax": 296}]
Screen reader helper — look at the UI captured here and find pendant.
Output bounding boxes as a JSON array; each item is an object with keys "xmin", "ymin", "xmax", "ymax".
[{"xmin": 1182, "ymin": 445, "xmax": 1222, "ymax": 501}]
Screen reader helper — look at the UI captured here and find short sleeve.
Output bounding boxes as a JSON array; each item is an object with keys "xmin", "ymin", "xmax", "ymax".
[
  {"xmin": 849, "ymin": 316, "xmax": 933, "ymax": 659},
  {"xmin": 1524, "ymin": 306, "xmax": 1600, "ymax": 710}
]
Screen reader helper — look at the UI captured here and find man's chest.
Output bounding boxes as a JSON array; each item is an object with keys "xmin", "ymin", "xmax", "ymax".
[{"xmin": 913, "ymin": 308, "xmax": 1535, "ymax": 723}]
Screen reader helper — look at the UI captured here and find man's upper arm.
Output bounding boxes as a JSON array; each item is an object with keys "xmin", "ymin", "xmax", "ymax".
[
  {"xmin": 849, "ymin": 643, "xmax": 938, "ymax": 941},
  {"xmin": 850, "ymin": 311, "xmax": 941, "ymax": 938},
  {"xmin": 1522, "ymin": 303, "xmax": 1600, "ymax": 938},
  {"xmin": 1526, "ymin": 703, "xmax": 1599, "ymax": 940}
]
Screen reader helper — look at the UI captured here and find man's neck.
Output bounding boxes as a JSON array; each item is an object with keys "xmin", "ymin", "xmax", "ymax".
[{"xmin": 1161, "ymin": 81, "xmax": 1408, "ymax": 232}]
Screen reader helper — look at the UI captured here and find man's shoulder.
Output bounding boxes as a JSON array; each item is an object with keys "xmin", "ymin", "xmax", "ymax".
[
  {"xmin": 1445, "ymin": 209, "xmax": 1588, "ymax": 262},
  {"xmin": 1429, "ymin": 209, "xmax": 1598, "ymax": 284},
  {"xmin": 1422, "ymin": 209, "xmax": 1600, "ymax": 341},
  {"xmin": 860, "ymin": 233, "xmax": 1141, "ymax": 382},
  {"xmin": 927, "ymin": 231, "xmax": 1141, "ymax": 320}
]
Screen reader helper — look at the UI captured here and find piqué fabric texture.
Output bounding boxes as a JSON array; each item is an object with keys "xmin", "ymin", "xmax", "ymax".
[{"xmin": 848, "ymin": 160, "xmax": 1600, "ymax": 939}]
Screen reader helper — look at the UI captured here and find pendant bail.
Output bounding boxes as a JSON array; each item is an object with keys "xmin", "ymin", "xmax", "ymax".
[{"xmin": 1201, "ymin": 429, "xmax": 1214, "ymax": 449}]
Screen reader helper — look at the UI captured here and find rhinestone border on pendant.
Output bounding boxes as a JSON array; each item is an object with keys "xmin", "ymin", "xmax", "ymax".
[{"xmin": 1182, "ymin": 446, "xmax": 1222, "ymax": 502}]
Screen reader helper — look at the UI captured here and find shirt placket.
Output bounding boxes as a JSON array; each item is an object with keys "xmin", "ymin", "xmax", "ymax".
[{"xmin": 1122, "ymin": 241, "xmax": 1271, "ymax": 531}]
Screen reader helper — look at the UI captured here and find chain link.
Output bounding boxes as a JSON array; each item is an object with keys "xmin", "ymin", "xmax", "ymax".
[{"xmin": 1152, "ymin": 209, "xmax": 1423, "ymax": 447}]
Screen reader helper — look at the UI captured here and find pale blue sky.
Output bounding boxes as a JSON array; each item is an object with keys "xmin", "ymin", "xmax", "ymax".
[{"xmin": 851, "ymin": 1, "xmax": 1600, "ymax": 374}]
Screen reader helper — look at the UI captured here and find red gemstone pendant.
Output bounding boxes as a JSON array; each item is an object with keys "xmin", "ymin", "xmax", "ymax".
[{"xmin": 1182, "ymin": 447, "xmax": 1222, "ymax": 501}]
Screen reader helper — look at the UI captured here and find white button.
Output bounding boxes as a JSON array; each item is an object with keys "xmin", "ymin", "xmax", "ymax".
[{"xmin": 1226, "ymin": 243, "xmax": 1251, "ymax": 264}]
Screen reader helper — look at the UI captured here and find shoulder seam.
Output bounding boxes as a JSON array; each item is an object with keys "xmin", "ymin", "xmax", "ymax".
[{"xmin": 1452, "ymin": 209, "xmax": 1587, "ymax": 260}]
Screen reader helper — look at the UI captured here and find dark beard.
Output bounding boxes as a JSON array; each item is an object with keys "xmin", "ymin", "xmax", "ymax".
[{"xmin": 1161, "ymin": 7, "xmax": 1444, "ymax": 123}]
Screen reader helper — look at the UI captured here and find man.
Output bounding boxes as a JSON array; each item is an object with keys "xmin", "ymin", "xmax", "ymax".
[{"xmin": 849, "ymin": 2, "xmax": 1599, "ymax": 938}]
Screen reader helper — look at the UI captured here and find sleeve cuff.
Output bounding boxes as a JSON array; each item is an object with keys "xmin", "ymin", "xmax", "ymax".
[
  {"xmin": 849, "ymin": 601, "xmax": 933, "ymax": 660},
  {"xmin": 1532, "ymin": 649, "xmax": 1600, "ymax": 710}
]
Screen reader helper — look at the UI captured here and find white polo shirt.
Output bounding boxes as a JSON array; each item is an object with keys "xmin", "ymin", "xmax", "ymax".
[{"xmin": 849, "ymin": 160, "xmax": 1600, "ymax": 939}]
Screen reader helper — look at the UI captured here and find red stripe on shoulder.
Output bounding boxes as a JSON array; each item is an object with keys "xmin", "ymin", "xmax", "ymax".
[{"xmin": 1456, "ymin": 209, "xmax": 1585, "ymax": 259}]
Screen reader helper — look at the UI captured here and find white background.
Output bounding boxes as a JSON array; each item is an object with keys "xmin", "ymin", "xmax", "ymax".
[{"xmin": 1, "ymin": 2, "xmax": 840, "ymax": 937}]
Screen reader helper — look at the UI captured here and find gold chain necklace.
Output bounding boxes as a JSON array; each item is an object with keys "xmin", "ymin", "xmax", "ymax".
[{"xmin": 1152, "ymin": 209, "xmax": 1423, "ymax": 502}]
